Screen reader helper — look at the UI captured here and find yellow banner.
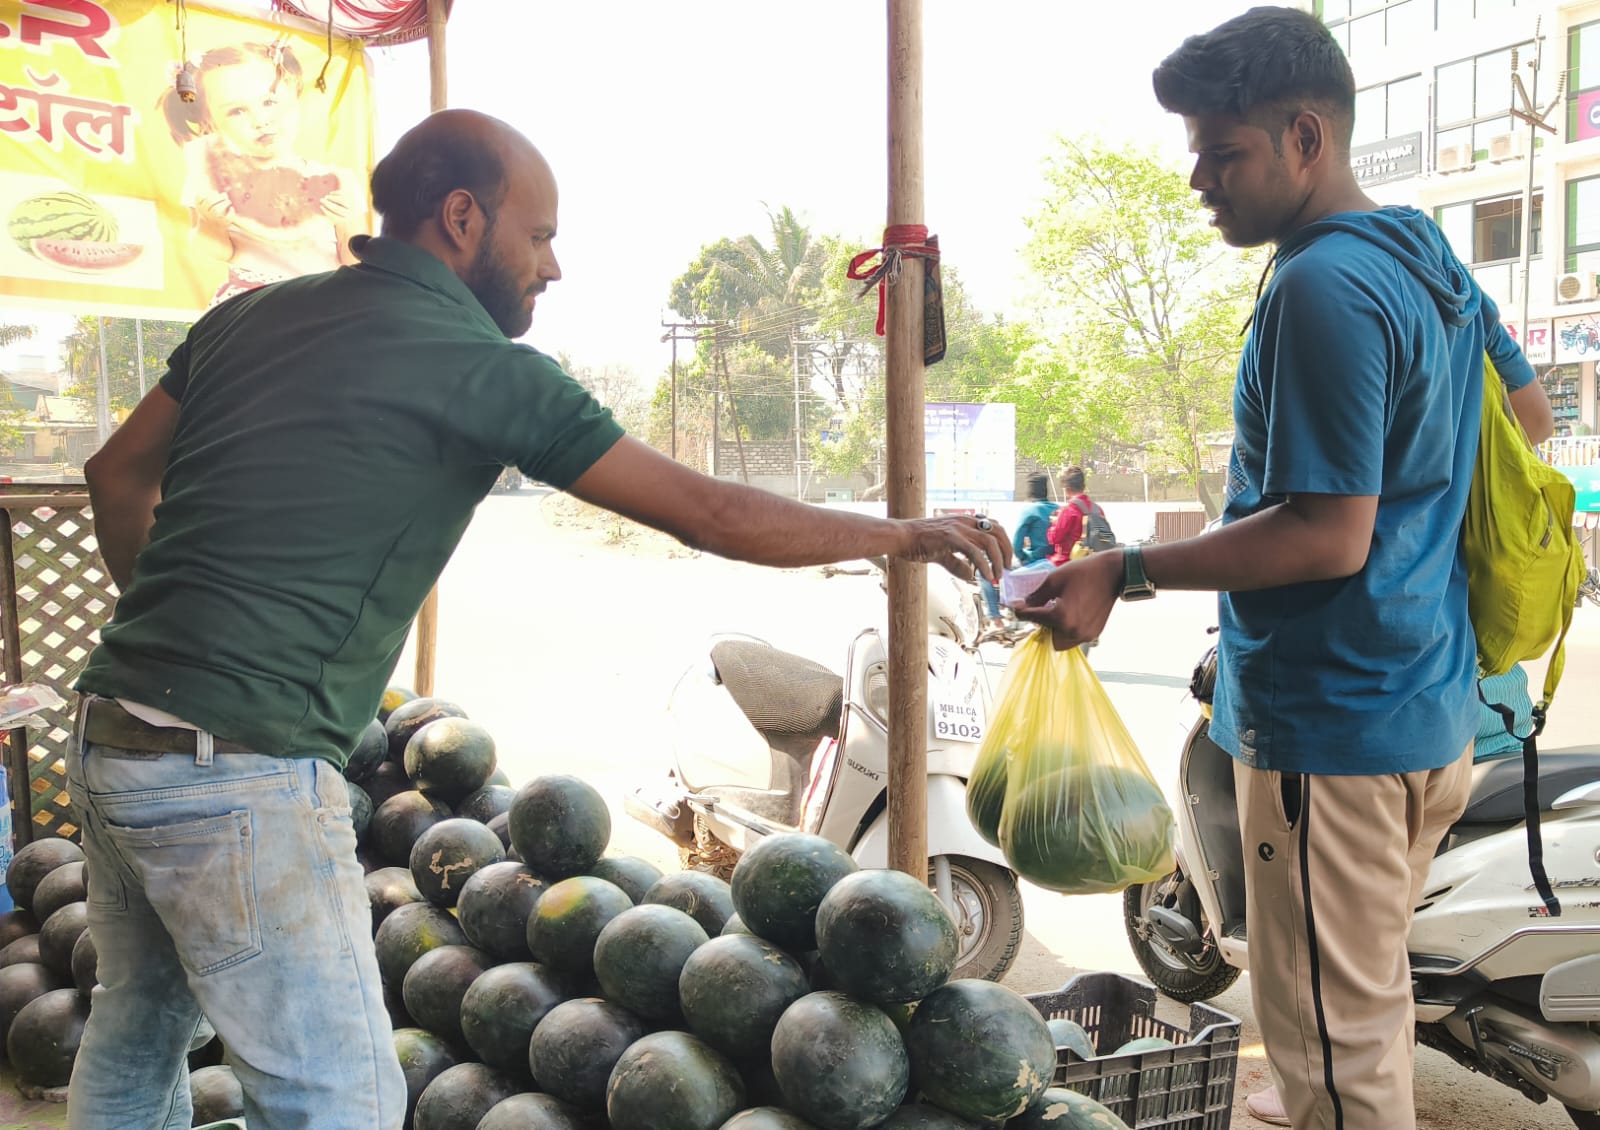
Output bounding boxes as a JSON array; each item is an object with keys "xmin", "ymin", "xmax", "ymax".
[{"xmin": 0, "ymin": 0, "xmax": 374, "ymax": 319}]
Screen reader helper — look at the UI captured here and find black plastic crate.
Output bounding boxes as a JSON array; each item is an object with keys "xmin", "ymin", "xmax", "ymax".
[{"xmin": 1026, "ymin": 972, "xmax": 1240, "ymax": 1130}]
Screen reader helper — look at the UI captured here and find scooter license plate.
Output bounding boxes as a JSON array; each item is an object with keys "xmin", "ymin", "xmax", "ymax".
[{"xmin": 932, "ymin": 691, "xmax": 986, "ymax": 743}]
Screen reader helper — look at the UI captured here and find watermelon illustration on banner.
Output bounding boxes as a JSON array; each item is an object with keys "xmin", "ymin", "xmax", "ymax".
[{"xmin": 0, "ymin": 0, "xmax": 376, "ymax": 319}]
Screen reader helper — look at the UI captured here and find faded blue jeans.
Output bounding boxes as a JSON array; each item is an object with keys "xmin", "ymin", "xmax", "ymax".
[{"xmin": 64, "ymin": 719, "xmax": 405, "ymax": 1130}]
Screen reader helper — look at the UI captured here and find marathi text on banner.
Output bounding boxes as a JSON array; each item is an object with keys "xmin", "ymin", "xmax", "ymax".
[{"xmin": 0, "ymin": 0, "xmax": 375, "ymax": 320}]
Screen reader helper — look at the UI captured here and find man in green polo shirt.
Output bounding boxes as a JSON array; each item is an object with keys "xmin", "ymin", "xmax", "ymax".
[{"xmin": 65, "ymin": 110, "xmax": 1009, "ymax": 1130}]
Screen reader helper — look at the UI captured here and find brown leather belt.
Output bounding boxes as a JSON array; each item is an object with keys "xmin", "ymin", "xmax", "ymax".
[{"xmin": 82, "ymin": 698, "xmax": 254, "ymax": 757}]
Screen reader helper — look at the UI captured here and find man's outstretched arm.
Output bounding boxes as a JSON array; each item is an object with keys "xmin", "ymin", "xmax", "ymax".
[
  {"xmin": 84, "ymin": 385, "xmax": 180, "ymax": 591},
  {"xmin": 566, "ymin": 435, "xmax": 1012, "ymax": 581}
]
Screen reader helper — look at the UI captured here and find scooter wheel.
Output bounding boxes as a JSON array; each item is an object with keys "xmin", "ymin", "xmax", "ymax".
[
  {"xmin": 941, "ymin": 857, "xmax": 1023, "ymax": 983},
  {"xmin": 1122, "ymin": 879, "xmax": 1241, "ymax": 1004},
  {"xmin": 1568, "ymin": 1106, "xmax": 1600, "ymax": 1129}
]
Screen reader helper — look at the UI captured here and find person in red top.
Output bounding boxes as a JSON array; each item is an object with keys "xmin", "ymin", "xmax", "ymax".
[{"xmin": 1047, "ymin": 466, "xmax": 1093, "ymax": 565}]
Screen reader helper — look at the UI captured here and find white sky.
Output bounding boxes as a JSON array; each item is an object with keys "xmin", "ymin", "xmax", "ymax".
[{"xmin": 1, "ymin": 0, "xmax": 1260, "ymax": 382}]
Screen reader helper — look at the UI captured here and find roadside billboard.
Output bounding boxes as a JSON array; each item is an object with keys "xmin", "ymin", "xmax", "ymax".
[
  {"xmin": 926, "ymin": 402, "xmax": 1016, "ymax": 504},
  {"xmin": 0, "ymin": 0, "xmax": 374, "ymax": 319}
]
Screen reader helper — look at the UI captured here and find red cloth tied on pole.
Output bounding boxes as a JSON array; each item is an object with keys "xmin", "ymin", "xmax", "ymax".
[
  {"xmin": 269, "ymin": 0, "xmax": 449, "ymax": 46},
  {"xmin": 847, "ymin": 224, "xmax": 940, "ymax": 337}
]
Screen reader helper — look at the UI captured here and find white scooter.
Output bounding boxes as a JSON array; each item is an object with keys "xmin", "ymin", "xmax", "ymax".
[
  {"xmin": 626, "ymin": 560, "xmax": 1023, "ymax": 982},
  {"xmin": 1123, "ymin": 624, "xmax": 1600, "ymax": 1128}
]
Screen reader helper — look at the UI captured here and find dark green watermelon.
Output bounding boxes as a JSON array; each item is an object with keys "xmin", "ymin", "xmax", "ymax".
[
  {"xmin": 386, "ymin": 698, "xmax": 468, "ymax": 760},
  {"xmin": 771, "ymin": 992, "xmax": 908, "ymax": 1130},
  {"xmin": 69, "ymin": 930, "xmax": 97, "ymax": 995},
  {"xmin": 965, "ymin": 743, "xmax": 1006, "ymax": 849},
  {"xmin": 372, "ymin": 791, "xmax": 454, "ymax": 867},
  {"xmin": 873, "ymin": 1106, "xmax": 979, "ymax": 1128},
  {"xmin": 1112, "ymin": 1036, "xmax": 1172, "ymax": 1055},
  {"xmin": 457, "ymin": 784, "xmax": 516, "ymax": 825},
  {"xmin": 385, "ymin": 982, "xmax": 416, "ymax": 1030},
  {"xmin": 477, "ymin": 1092, "xmax": 589, "ymax": 1130},
  {"xmin": 364, "ymin": 760, "xmax": 414, "ymax": 809},
  {"xmin": 485, "ymin": 812, "xmax": 513, "ymax": 852},
  {"xmin": 6, "ymin": 987, "xmax": 88, "ymax": 1087},
  {"xmin": 587, "ymin": 855, "xmax": 664, "ymax": 904},
  {"xmin": 815, "ymin": 869, "xmax": 957, "ymax": 1005},
  {"xmin": 413, "ymin": 1061, "xmax": 521, "ymax": 1130},
  {"xmin": 730, "ymin": 833, "xmax": 858, "ymax": 951},
  {"xmin": 679, "ymin": 935, "xmax": 809, "ymax": 1057},
  {"xmin": 526, "ymin": 877, "xmax": 633, "ymax": 979},
  {"xmin": 722, "ymin": 1109, "xmax": 819, "ymax": 1130},
  {"xmin": 409, "ymin": 818, "xmax": 506, "ymax": 908},
  {"xmin": 720, "ymin": 913, "xmax": 752, "ymax": 936},
  {"xmin": 349, "ymin": 781, "xmax": 374, "ymax": 843},
  {"xmin": 457, "ymin": 861, "xmax": 546, "ymax": 961},
  {"xmin": 366, "ymin": 866, "xmax": 426, "ymax": 933},
  {"xmin": 1047, "ymin": 1018, "xmax": 1095, "ymax": 1060},
  {"xmin": 528, "ymin": 997, "xmax": 648, "ymax": 1109},
  {"xmin": 379, "ymin": 685, "xmax": 419, "ymax": 723},
  {"xmin": 190, "ymin": 1064, "xmax": 245, "ymax": 1123},
  {"xmin": 6, "ymin": 838, "xmax": 84, "ymax": 911},
  {"xmin": 394, "ymin": 1027, "xmax": 459, "ymax": 1125},
  {"xmin": 606, "ymin": 1030, "xmax": 744, "ymax": 1130},
  {"xmin": 486, "ymin": 767, "xmax": 512, "ymax": 788},
  {"xmin": 1009, "ymin": 1087, "xmax": 1128, "ymax": 1128},
  {"xmin": 0, "ymin": 962, "xmax": 66, "ymax": 1049},
  {"xmin": 737, "ymin": 1059, "xmax": 786, "ymax": 1110},
  {"xmin": 402, "ymin": 944, "xmax": 493, "ymax": 1045},
  {"xmin": 592, "ymin": 904, "xmax": 708, "ymax": 1022},
  {"xmin": 30, "ymin": 862, "xmax": 86, "ymax": 923},
  {"xmin": 374, "ymin": 901, "xmax": 468, "ymax": 988},
  {"xmin": 903, "ymin": 980, "xmax": 1054, "ymax": 1122},
  {"xmin": 0, "ymin": 936, "xmax": 42, "ymax": 969},
  {"xmin": 346, "ymin": 720, "xmax": 389, "ymax": 782},
  {"xmin": 37, "ymin": 902, "xmax": 89, "ymax": 979},
  {"xmin": 0, "ymin": 910, "xmax": 38, "ymax": 949},
  {"xmin": 460, "ymin": 961, "xmax": 571, "ymax": 1073},
  {"xmin": 644, "ymin": 871, "xmax": 735, "ymax": 936},
  {"xmin": 508, "ymin": 776, "xmax": 610, "ymax": 879},
  {"xmin": 999, "ymin": 765, "xmax": 1172, "ymax": 895},
  {"xmin": 405, "ymin": 718, "xmax": 499, "ymax": 805}
]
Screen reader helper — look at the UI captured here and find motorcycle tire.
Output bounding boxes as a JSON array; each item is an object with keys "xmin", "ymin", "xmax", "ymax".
[
  {"xmin": 1569, "ymin": 1106, "xmax": 1600, "ymax": 1129},
  {"xmin": 1122, "ymin": 878, "xmax": 1241, "ymax": 1003},
  {"xmin": 940, "ymin": 856, "xmax": 1023, "ymax": 984}
]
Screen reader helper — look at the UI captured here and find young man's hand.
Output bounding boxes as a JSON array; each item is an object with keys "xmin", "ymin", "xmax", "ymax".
[
  {"xmin": 899, "ymin": 515, "xmax": 1013, "ymax": 583},
  {"xmin": 1012, "ymin": 549, "xmax": 1124, "ymax": 649}
]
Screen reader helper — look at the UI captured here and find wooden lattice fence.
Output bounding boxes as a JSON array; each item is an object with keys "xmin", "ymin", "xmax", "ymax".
[{"xmin": 0, "ymin": 488, "xmax": 115, "ymax": 844}]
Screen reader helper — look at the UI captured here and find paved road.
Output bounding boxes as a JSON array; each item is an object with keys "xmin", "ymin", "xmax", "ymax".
[{"xmin": 398, "ymin": 491, "xmax": 1596, "ymax": 1129}]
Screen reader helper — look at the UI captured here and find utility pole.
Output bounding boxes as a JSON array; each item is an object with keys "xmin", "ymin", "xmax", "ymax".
[
  {"xmin": 1510, "ymin": 20, "xmax": 1565, "ymax": 346},
  {"xmin": 94, "ymin": 317, "xmax": 111, "ymax": 445},
  {"xmin": 660, "ymin": 319, "xmax": 717, "ymax": 462},
  {"xmin": 792, "ymin": 335, "xmax": 806, "ymax": 500}
]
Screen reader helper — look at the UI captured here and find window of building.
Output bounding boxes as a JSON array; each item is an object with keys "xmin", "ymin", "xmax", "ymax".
[
  {"xmin": 1436, "ymin": 193, "xmax": 1543, "ymax": 264},
  {"xmin": 1433, "ymin": 0, "xmax": 1518, "ymax": 22},
  {"xmin": 1568, "ymin": 21, "xmax": 1600, "ymax": 141},
  {"xmin": 1353, "ymin": 75, "xmax": 1425, "ymax": 147},
  {"xmin": 1566, "ymin": 177, "xmax": 1600, "ymax": 270},
  {"xmin": 1323, "ymin": 0, "xmax": 1427, "ymax": 63},
  {"xmin": 1435, "ymin": 42, "xmax": 1534, "ymax": 161}
]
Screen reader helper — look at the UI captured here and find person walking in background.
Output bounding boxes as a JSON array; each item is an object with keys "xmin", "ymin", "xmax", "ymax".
[
  {"xmin": 1047, "ymin": 466, "xmax": 1101, "ymax": 565},
  {"xmin": 978, "ymin": 472, "xmax": 1058, "ymax": 632}
]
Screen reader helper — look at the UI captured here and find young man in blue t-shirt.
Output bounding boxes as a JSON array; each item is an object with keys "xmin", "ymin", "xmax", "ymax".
[{"xmin": 1016, "ymin": 9, "xmax": 1553, "ymax": 1128}]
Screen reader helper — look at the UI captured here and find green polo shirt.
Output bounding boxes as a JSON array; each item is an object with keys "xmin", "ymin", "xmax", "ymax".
[{"xmin": 78, "ymin": 236, "xmax": 622, "ymax": 767}]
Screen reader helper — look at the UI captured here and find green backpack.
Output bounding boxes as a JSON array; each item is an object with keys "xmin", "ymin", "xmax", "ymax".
[{"xmin": 1462, "ymin": 351, "xmax": 1588, "ymax": 915}]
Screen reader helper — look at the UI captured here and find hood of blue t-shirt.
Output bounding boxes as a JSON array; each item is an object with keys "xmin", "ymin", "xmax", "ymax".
[{"xmin": 1275, "ymin": 206, "xmax": 1480, "ymax": 329}]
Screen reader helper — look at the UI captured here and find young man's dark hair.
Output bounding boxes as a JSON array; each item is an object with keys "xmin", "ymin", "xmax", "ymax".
[
  {"xmin": 1063, "ymin": 466, "xmax": 1086, "ymax": 495},
  {"xmin": 1026, "ymin": 472, "xmax": 1050, "ymax": 501},
  {"xmin": 1152, "ymin": 6, "xmax": 1356, "ymax": 156}
]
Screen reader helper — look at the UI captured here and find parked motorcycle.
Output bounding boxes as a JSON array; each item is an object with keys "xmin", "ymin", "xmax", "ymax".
[
  {"xmin": 626, "ymin": 559, "xmax": 1024, "ymax": 982},
  {"xmin": 1123, "ymin": 605, "xmax": 1600, "ymax": 1126}
]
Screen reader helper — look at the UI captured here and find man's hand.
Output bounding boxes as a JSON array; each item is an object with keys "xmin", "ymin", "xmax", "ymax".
[
  {"xmin": 84, "ymin": 385, "xmax": 180, "ymax": 591},
  {"xmin": 899, "ymin": 515, "xmax": 1012, "ymax": 583},
  {"xmin": 1012, "ymin": 549, "xmax": 1124, "ymax": 650}
]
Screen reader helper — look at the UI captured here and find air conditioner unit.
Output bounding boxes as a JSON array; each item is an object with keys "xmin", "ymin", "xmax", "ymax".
[
  {"xmin": 1488, "ymin": 131, "xmax": 1523, "ymax": 163},
  {"xmin": 1556, "ymin": 273, "xmax": 1600, "ymax": 303},
  {"xmin": 1436, "ymin": 143, "xmax": 1474, "ymax": 174}
]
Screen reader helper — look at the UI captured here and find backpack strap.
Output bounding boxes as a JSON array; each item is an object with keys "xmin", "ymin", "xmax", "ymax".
[{"xmin": 1070, "ymin": 497, "xmax": 1090, "ymax": 516}]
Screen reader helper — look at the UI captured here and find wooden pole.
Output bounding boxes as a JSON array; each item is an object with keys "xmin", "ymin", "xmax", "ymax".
[
  {"xmin": 413, "ymin": 0, "xmax": 449, "ymax": 698},
  {"xmin": 885, "ymin": 0, "xmax": 928, "ymax": 881}
]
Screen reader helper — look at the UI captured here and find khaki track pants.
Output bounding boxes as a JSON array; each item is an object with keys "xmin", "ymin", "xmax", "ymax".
[{"xmin": 1235, "ymin": 746, "xmax": 1474, "ymax": 1130}]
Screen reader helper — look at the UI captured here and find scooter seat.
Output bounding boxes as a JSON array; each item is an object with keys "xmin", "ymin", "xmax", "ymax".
[
  {"xmin": 1458, "ymin": 745, "xmax": 1600, "ymax": 825},
  {"xmin": 710, "ymin": 639, "xmax": 843, "ymax": 741}
]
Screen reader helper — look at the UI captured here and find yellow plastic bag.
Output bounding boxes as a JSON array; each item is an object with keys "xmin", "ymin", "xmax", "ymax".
[{"xmin": 965, "ymin": 632, "xmax": 1173, "ymax": 894}]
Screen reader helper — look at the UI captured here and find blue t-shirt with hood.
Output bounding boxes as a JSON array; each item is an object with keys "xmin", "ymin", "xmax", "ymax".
[
  {"xmin": 1211, "ymin": 206, "xmax": 1534, "ymax": 776},
  {"xmin": 1014, "ymin": 499, "xmax": 1059, "ymax": 565}
]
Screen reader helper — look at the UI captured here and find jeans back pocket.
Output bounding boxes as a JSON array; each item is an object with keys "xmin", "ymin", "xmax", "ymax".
[{"xmin": 104, "ymin": 809, "xmax": 262, "ymax": 976}]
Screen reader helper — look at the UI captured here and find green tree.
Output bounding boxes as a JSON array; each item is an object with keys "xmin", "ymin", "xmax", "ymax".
[
  {"xmin": 1023, "ymin": 139, "xmax": 1263, "ymax": 515},
  {"xmin": 0, "ymin": 322, "xmax": 36, "ymax": 454},
  {"xmin": 62, "ymin": 317, "xmax": 190, "ymax": 412}
]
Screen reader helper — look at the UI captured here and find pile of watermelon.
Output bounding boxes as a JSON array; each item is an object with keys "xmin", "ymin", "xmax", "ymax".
[{"xmin": 359, "ymin": 695, "xmax": 1132, "ymax": 1130}]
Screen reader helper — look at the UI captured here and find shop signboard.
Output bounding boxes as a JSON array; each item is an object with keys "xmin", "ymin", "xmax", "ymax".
[
  {"xmin": 1578, "ymin": 90, "xmax": 1600, "ymax": 143},
  {"xmin": 0, "ymin": 1, "xmax": 375, "ymax": 320},
  {"xmin": 1505, "ymin": 320, "xmax": 1553, "ymax": 364},
  {"xmin": 1555, "ymin": 314, "xmax": 1600, "ymax": 363},
  {"xmin": 1349, "ymin": 132, "xmax": 1422, "ymax": 189},
  {"xmin": 926, "ymin": 402, "xmax": 1016, "ymax": 504},
  {"xmin": 1556, "ymin": 464, "xmax": 1600, "ymax": 513}
]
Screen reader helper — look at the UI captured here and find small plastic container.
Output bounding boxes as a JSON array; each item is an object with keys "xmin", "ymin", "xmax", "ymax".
[{"xmin": 1027, "ymin": 971, "xmax": 1240, "ymax": 1130}]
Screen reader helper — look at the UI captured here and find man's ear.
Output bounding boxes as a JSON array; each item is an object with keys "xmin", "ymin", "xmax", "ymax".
[
  {"xmin": 439, "ymin": 189, "xmax": 482, "ymax": 253},
  {"xmin": 1292, "ymin": 111, "xmax": 1326, "ymax": 166}
]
